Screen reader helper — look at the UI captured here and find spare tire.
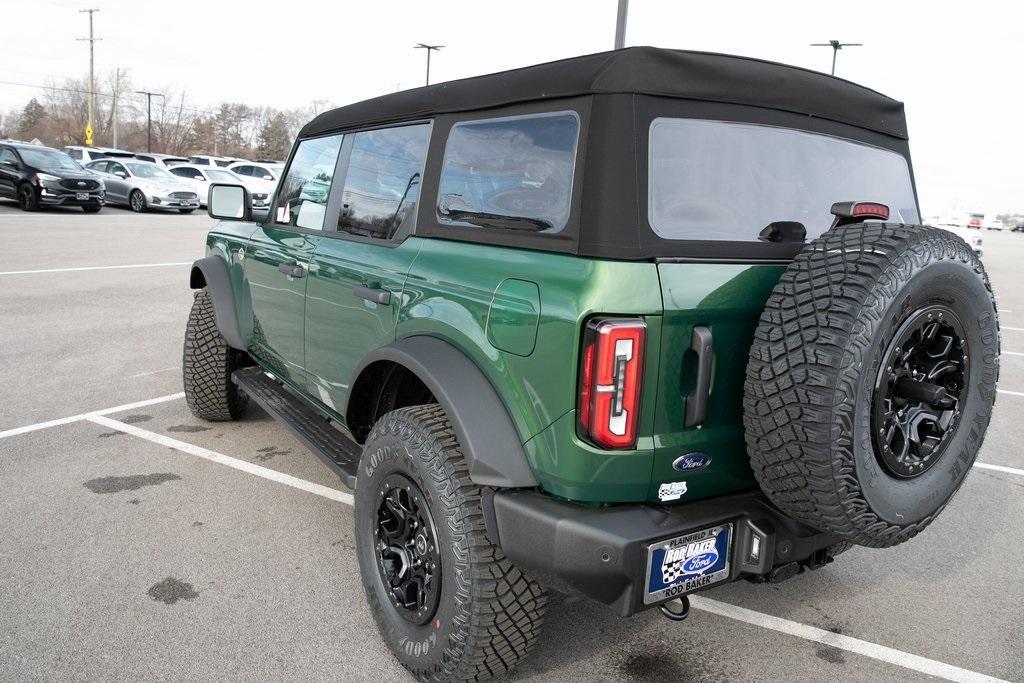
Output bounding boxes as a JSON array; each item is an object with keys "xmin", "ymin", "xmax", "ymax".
[{"xmin": 743, "ymin": 223, "xmax": 999, "ymax": 548}]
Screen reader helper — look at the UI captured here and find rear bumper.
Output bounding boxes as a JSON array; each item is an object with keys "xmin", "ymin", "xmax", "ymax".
[{"xmin": 490, "ymin": 489, "xmax": 840, "ymax": 617}]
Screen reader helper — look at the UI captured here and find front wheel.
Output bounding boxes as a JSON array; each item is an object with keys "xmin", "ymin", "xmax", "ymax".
[
  {"xmin": 355, "ymin": 405, "xmax": 546, "ymax": 681},
  {"xmin": 129, "ymin": 189, "xmax": 147, "ymax": 212},
  {"xmin": 183, "ymin": 288, "xmax": 249, "ymax": 420},
  {"xmin": 18, "ymin": 184, "xmax": 38, "ymax": 211}
]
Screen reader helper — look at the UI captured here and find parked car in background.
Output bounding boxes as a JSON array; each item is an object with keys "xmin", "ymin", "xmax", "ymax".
[
  {"xmin": 188, "ymin": 154, "xmax": 244, "ymax": 168},
  {"xmin": 133, "ymin": 153, "xmax": 189, "ymax": 169},
  {"xmin": 167, "ymin": 164, "xmax": 271, "ymax": 208},
  {"xmin": 228, "ymin": 161, "xmax": 285, "ymax": 186},
  {"xmin": 1013, "ymin": 224, "xmax": 1024, "ymax": 233},
  {"xmin": 63, "ymin": 145, "xmax": 135, "ymax": 164},
  {"xmin": 967, "ymin": 212, "xmax": 984, "ymax": 229},
  {"xmin": 984, "ymin": 216, "xmax": 1004, "ymax": 230},
  {"xmin": 933, "ymin": 220, "xmax": 984, "ymax": 256},
  {"xmin": 85, "ymin": 159, "xmax": 199, "ymax": 212},
  {"xmin": 0, "ymin": 141, "xmax": 104, "ymax": 212}
]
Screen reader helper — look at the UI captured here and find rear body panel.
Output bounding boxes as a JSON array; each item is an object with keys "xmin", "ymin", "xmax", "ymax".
[{"xmin": 650, "ymin": 263, "xmax": 786, "ymax": 502}]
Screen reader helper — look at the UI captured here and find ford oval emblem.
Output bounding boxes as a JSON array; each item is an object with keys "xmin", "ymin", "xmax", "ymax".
[
  {"xmin": 682, "ymin": 550, "xmax": 719, "ymax": 573},
  {"xmin": 672, "ymin": 452, "xmax": 712, "ymax": 472}
]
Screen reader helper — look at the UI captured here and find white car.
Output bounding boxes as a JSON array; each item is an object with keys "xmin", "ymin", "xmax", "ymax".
[
  {"xmin": 228, "ymin": 161, "xmax": 285, "ymax": 186},
  {"xmin": 188, "ymin": 154, "xmax": 243, "ymax": 168},
  {"xmin": 63, "ymin": 145, "xmax": 135, "ymax": 164},
  {"xmin": 133, "ymin": 153, "xmax": 189, "ymax": 169},
  {"xmin": 934, "ymin": 222, "xmax": 983, "ymax": 257},
  {"xmin": 167, "ymin": 164, "xmax": 273, "ymax": 208}
]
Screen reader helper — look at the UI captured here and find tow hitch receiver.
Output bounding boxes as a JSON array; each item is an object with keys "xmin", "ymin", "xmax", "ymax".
[{"xmin": 660, "ymin": 596, "xmax": 690, "ymax": 621}]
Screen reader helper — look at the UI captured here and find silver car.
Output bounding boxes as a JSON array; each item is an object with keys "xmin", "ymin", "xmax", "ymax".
[{"xmin": 84, "ymin": 159, "xmax": 200, "ymax": 212}]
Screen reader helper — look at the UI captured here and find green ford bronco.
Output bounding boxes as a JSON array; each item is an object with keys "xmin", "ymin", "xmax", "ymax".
[{"xmin": 183, "ymin": 47, "xmax": 1000, "ymax": 680}]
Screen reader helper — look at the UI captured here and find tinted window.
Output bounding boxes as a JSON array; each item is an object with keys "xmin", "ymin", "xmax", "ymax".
[
  {"xmin": 65, "ymin": 148, "xmax": 82, "ymax": 160},
  {"xmin": 170, "ymin": 167, "xmax": 202, "ymax": 179},
  {"xmin": 215, "ymin": 159, "xmax": 233, "ymax": 167},
  {"xmin": 648, "ymin": 118, "xmax": 920, "ymax": 242},
  {"xmin": 251, "ymin": 166, "xmax": 274, "ymax": 180},
  {"xmin": 437, "ymin": 112, "xmax": 579, "ymax": 234},
  {"xmin": 337, "ymin": 124, "xmax": 430, "ymax": 240},
  {"xmin": 275, "ymin": 134, "xmax": 343, "ymax": 230},
  {"xmin": 0, "ymin": 147, "xmax": 18, "ymax": 165},
  {"xmin": 192, "ymin": 157, "xmax": 209, "ymax": 166},
  {"xmin": 135, "ymin": 155, "xmax": 154, "ymax": 163},
  {"xmin": 233, "ymin": 165, "xmax": 252, "ymax": 176}
]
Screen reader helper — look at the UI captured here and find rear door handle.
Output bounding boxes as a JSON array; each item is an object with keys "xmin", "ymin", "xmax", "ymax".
[
  {"xmin": 277, "ymin": 262, "xmax": 306, "ymax": 278},
  {"xmin": 353, "ymin": 285, "xmax": 391, "ymax": 306},
  {"xmin": 685, "ymin": 326, "xmax": 713, "ymax": 427}
]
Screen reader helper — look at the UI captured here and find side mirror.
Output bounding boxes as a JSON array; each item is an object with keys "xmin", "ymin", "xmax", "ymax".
[
  {"xmin": 208, "ymin": 183, "xmax": 252, "ymax": 221},
  {"xmin": 115, "ymin": 171, "xmax": 128, "ymax": 179}
]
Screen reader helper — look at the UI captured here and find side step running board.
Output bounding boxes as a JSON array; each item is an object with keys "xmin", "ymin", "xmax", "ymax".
[{"xmin": 232, "ymin": 366, "xmax": 360, "ymax": 489}]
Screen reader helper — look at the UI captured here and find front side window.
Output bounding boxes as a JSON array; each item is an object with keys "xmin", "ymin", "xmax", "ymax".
[
  {"xmin": 252, "ymin": 166, "xmax": 274, "ymax": 180},
  {"xmin": 0, "ymin": 147, "xmax": 18, "ymax": 165},
  {"xmin": 648, "ymin": 118, "xmax": 920, "ymax": 242},
  {"xmin": 337, "ymin": 123, "xmax": 430, "ymax": 240},
  {"xmin": 274, "ymin": 134, "xmax": 343, "ymax": 230},
  {"xmin": 108, "ymin": 162, "xmax": 127, "ymax": 176},
  {"xmin": 437, "ymin": 112, "xmax": 579, "ymax": 234}
]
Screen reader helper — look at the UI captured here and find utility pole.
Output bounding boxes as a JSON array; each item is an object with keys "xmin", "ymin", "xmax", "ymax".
[
  {"xmin": 810, "ymin": 40, "xmax": 863, "ymax": 76},
  {"xmin": 111, "ymin": 68, "xmax": 120, "ymax": 148},
  {"xmin": 136, "ymin": 90, "xmax": 164, "ymax": 152},
  {"xmin": 77, "ymin": 8, "xmax": 101, "ymax": 146},
  {"xmin": 414, "ymin": 44, "xmax": 444, "ymax": 86},
  {"xmin": 614, "ymin": 0, "xmax": 629, "ymax": 50}
]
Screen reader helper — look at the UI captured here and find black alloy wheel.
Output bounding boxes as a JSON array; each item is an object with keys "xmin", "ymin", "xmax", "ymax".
[
  {"xmin": 871, "ymin": 305, "xmax": 968, "ymax": 479},
  {"xmin": 373, "ymin": 473, "xmax": 441, "ymax": 625},
  {"xmin": 18, "ymin": 185, "xmax": 38, "ymax": 211}
]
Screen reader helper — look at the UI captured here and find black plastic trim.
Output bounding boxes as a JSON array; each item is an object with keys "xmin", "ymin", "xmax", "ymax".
[
  {"xmin": 492, "ymin": 488, "xmax": 839, "ymax": 616},
  {"xmin": 347, "ymin": 337, "xmax": 539, "ymax": 488},
  {"xmin": 189, "ymin": 256, "xmax": 246, "ymax": 351}
]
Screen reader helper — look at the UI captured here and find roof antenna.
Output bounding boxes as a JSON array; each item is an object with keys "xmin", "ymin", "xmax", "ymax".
[
  {"xmin": 614, "ymin": 0, "xmax": 628, "ymax": 50},
  {"xmin": 810, "ymin": 40, "xmax": 862, "ymax": 76}
]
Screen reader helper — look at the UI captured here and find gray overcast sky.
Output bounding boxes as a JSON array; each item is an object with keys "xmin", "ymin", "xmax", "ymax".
[{"xmin": 2, "ymin": 0, "xmax": 1020, "ymax": 215}]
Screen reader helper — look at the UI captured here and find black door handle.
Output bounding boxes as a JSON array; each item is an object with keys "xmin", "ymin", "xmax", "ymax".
[
  {"xmin": 353, "ymin": 285, "xmax": 391, "ymax": 306},
  {"xmin": 685, "ymin": 326, "xmax": 713, "ymax": 427},
  {"xmin": 277, "ymin": 262, "xmax": 306, "ymax": 278}
]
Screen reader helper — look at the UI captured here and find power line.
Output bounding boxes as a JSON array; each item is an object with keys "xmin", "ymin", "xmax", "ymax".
[{"xmin": 0, "ymin": 78, "xmax": 217, "ymax": 116}]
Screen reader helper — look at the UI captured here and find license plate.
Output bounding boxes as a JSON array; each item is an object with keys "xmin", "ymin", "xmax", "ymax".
[
  {"xmin": 76, "ymin": 192, "xmax": 89, "ymax": 200},
  {"xmin": 644, "ymin": 523, "xmax": 732, "ymax": 604}
]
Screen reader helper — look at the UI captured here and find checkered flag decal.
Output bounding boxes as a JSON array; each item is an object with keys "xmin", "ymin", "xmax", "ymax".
[{"xmin": 662, "ymin": 559, "xmax": 686, "ymax": 584}]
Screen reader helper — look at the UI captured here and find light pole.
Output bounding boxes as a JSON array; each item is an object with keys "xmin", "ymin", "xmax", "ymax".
[
  {"xmin": 414, "ymin": 43, "xmax": 444, "ymax": 86},
  {"xmin": 614, "ymin": 0, "xmax": 629, "ymax": 50},
  {"xmin": 77, "ymin": 8, "xmax": 101, "ymax": 145},
  {"xmin": 136, "ymin": 90, "xmax": 164, "ymax": 152},
  {"xmin": 811, "ymin": 40, "xmax": 863, "ymax": 76}
]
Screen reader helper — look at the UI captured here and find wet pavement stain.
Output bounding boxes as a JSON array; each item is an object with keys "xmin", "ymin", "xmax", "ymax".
[
  {"xmin": 816, "ymin": 644, "xmax": 846, "ymax": 664},
  {"xmin": 192, "ymin": 521, "xmax": 204, "ymax": 527},
  {"xmin": 167, "ymin": 424, "xmax": 210, "ymax": 433},
  {"xmin": 96, "ymin": 430, "xmax": 125, "ymax": 438},
  {"xmin": 147, "ymin": 577, "xmax": 199, "ymax": 605},
  {"xmin": 83, "ymin": 473, "xmax": 181, "ymax": 494},
  {"xmin": 255, "ymin": 446, "xmax": 291, "ymax": 462},
  {"xmin": 127, "ymin": 498, "xmax": 141, "ymax": 505},
  {"xmin": 615, "ymin": 653, "xmax": 686, "ymax": 681},
  {"xmin": 122, "ymin": 414, "xmax": 153, "ymax": 424}
]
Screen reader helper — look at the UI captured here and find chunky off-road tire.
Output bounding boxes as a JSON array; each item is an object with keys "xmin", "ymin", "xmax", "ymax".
[
  {"xmin": 183, "ymin": 288, "xmax": 249, "ymax": 421},
  {"xmin": 744, "ymin": 224, "xmax": 999, "ymax": 548},
  {"xmin": 355, "ymin": 405, "xmax": 546, "ymax": 682}
]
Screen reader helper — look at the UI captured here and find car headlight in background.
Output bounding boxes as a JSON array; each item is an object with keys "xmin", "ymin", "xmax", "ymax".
[{"xmin": 35, "ymin": 172, "xmax": 61, "ymax": 184}]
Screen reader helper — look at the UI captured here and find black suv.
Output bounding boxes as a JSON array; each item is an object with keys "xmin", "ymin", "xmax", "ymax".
[{"xmin": 0, "ymin": 142, "xmax": 105, "ymax": 212}]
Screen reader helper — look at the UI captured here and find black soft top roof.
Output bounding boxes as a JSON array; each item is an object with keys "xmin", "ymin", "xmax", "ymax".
[{"xmin": 301, "ymin": 46, "xmax": 907, "ymax": 139}]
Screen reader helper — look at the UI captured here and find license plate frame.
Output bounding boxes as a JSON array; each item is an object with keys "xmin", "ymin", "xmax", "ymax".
[
  {"xmin": 76, "ymin": 192, "xmax": 89, "ymax": 200},
  {"xmin": 643, "ymin": 522, "xmax": 732, "ymax": 604}
]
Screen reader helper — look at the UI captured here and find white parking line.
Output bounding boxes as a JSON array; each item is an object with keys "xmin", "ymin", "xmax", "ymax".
[
  {"xmin": 88, "ymin": 413, "xmax": 1006, "ymax": 683},
  {"xmin": 997, "ymin": 388, "xmax": 1024, "ymax": 398},
  {"xmin": 0, "ymin": 392, "xmax": 184, "ymax": 440},
  {"xmin": 87, "ymin": 415, "xmax": 354, "ymax": 505},
  {"xmin": 0, "ymin": 262, "xmax": 190, "ymax": 276},
  {"xmin": 1002, "ymin": 351, "xmax": 1024, "ymax": 357},
  {"xmin": 688, "ymin": 597, "xmax": 1006, "ymax": 683},
  {"xmin": 127, "ymin": 366, "xmax": 179, "ymax": 379},
  {"xmin": 974, "ymin": 462, "xmax": 1024, "ymax": 477},
  {"xmin": 1003, "ymin": 326, "xmax": 1024, "ymax": 332}
]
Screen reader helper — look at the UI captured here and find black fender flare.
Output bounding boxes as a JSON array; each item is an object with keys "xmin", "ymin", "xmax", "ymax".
[
  {"xmin": 189, "ymin": 256, "xmax": 246, "ymax": 351},
  {"xmin": 348, "ymin": 337, "xmax": 539, "ymax": 489}
]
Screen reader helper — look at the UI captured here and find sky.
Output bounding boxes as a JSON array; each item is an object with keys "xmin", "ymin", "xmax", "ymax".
[{"xmin": 1, "ymin": 0, "xmax": 1020, "ymax": 216}]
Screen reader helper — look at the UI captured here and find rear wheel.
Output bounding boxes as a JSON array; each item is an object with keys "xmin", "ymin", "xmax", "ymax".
[
  {"xmin": 183, "ymin": 288, "xmax": 249, "ymax": 421},
  {"xmin": 18, "ymin": 184, "xmax": 38, "ymax": 211},
  {"xmin": 355, "ymin": 405, "xmax": 546, "ymax": 681},
  {"xmin": 129, "ymin": 189, "xmax": 146, "ymax": 212},
  {"xmin": 744, "ymin": 224, "xmax": 999, "ymax": 548}
]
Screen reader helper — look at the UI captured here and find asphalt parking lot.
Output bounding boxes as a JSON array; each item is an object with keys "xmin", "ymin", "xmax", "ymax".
[{"xmin": 1, "ymin": 201, "xmax": 1022, "ymax": 682}]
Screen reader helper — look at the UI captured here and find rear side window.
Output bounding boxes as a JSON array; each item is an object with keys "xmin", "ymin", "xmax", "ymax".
[
  {"xmin": 436, "ymin": 112, "xmax": 579, "ymax": 234},
  {"xmin": 648, "ymin": 118, "xmax": 920, "ymax": 242},
  {"xmin": 233, "ymin": 165, "xmax": 252, "ymax": 176},
  {"xmin": 337, "ymin": 123, "xmax": 430, "ymax": 240},
  {"xmin": 274, "ymin": 134, "xmax": 343, "ymax": 230}
]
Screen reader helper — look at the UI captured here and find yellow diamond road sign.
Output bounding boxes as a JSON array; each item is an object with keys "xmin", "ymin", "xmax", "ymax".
[{"xmin": 85, "ymin": 124, "xmax": 94, "ymax": 146}]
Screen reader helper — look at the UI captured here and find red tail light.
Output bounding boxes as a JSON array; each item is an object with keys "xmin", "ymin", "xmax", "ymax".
[
  {"xmin": 851, "ymin": 202, "xmax": 890, "ymax": 219},
  {"xmin": 578, "ymin": 318, "xmax": 646, "ymax": 449}
]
